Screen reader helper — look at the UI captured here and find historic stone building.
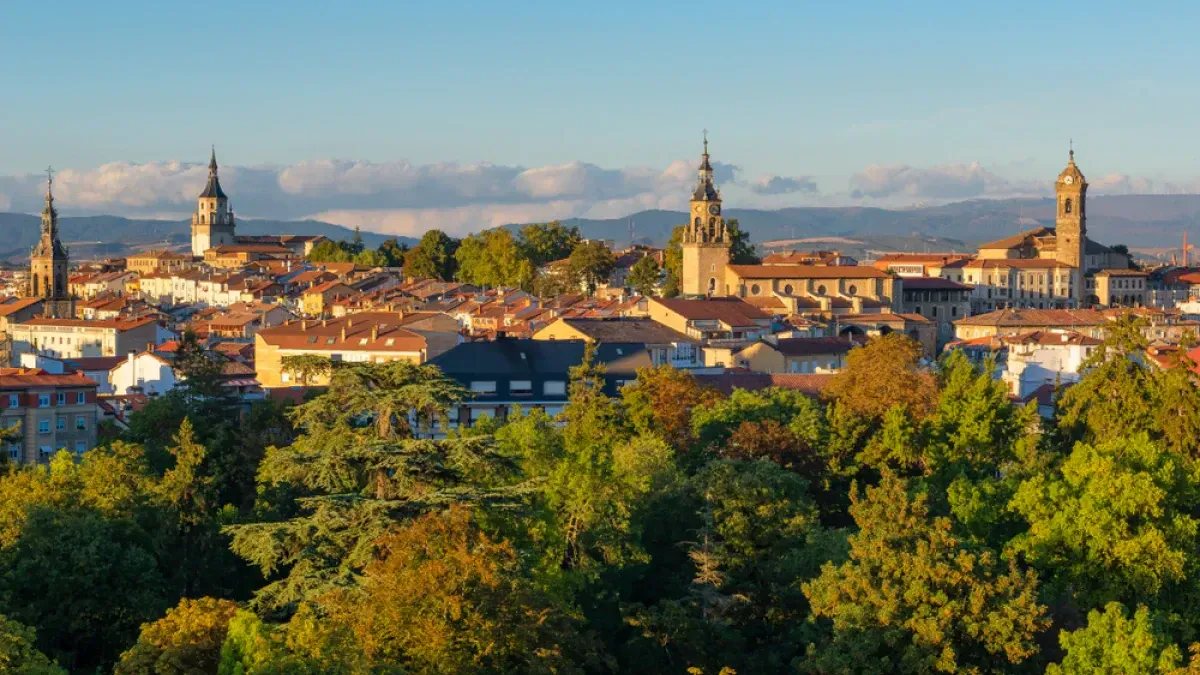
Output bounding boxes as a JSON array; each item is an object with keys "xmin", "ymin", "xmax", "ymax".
[
  {"xmin": 966, "ymin": 149, "xmax": 1131, "ymax": 310},
  {"xmin": 680, "ymin": 134, "xmax": 730, "ymax": 297},
  {"xmin": 28, "ymin": 173, "xmax": 73, "ymax": 318},
  {"xmin": 190, "ymin": 147, "xmax": 237, "ymax": 258}
]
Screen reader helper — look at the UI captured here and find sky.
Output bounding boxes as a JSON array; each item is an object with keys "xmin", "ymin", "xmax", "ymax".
[{"xmin": 3, "ymin": 0, "xmax": 1199, "ymax": 236}]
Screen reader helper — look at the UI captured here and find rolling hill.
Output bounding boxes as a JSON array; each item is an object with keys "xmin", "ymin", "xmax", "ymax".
[{"xmin": 0, "ymin": 213, "xmax": 412, "ymax": 262}]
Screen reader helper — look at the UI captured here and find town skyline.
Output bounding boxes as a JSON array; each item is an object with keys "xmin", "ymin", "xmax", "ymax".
[{"xmin": 5, "ymin": 2, "xmax": 1200, "ymax": 235}]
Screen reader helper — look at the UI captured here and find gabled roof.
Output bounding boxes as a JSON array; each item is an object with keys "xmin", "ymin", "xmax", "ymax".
[
  {"xmin": 546, "ymin": 317, "xmax": 693, "ymax": 344},
  {"xmin": 651, "ymin": 297, "xmax": 771, "ymax": 326},
  {"xmin": 978, "ymin": 227, "xmax": 1055, "ymax": 251},
  {"xmin": 0, "ymin": 368, "xmax": 97, "ymax": 389},
  {"xmin": 430, "ymin": 339, "xmax": 650, "ymax": 378},
  {"xmin": 727, "ymin": 264, "xmax": 889, "ymax": 280},
  {"xmin": 954, "ymin": 308, "xmax": 1106, "ymax": 327}
]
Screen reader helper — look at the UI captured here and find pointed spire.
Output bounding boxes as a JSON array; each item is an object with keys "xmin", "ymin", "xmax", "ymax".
[
  {"xmin": 1069, "ymin": 138, "xmax": 1074, "ymax": 162},
  {"xmin": 699, "ymin": 129, "xmax": 713, "ymax": 173},
  {"xmin": 209, "ymin": 145, "xmax": 218, "ymax": 174},
  {"xmin": 44, "ymin": 166, "xmax": 54, "ymax": 204}
]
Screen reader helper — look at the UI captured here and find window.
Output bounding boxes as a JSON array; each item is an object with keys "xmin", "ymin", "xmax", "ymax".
[
  {"xmin": 783, "ymin": 284, "xmax": 793, "ymax": 295},
  {"xmin": 7, "ymin": 394, "xmax": 17, "ymax": 408},
  {"xmin": 281, "ymin": 372, "xmax": 292, "ymax": 383},
  {"xmin": 750, "ymin": 284, "xmax": 761, "ymax": 295},
  {"xmin": 1064, "ymin": 198, "xmax": 1072, "ymax": 214},
  {"xmin": 75, "ymin": 441, "xmax": 86, "ymax": 454},
  {"xmin": 817, "ymin": 285, "xmax": 827, "ymax": 295},
  {"xmin": 469, "ymin": 381, "xmax": 497, "ymax": 395},
  {"xmin": 38, "ymin": 420, "xmax": 50, "ymax": 434},
  {"xmin": 951, "ymin": 306, "xmax": 958, "ymax": 317},
  {"xmin": 56, "ymin": 417, "xmax": 65, "ymax": 432},
  {"xmin": 39, "ymin": 446, "xmax": 52, "ymax": 460},
  {"xmin": 56, "ymin": 392, "xmax": 65, "ymax": 405},
  {"xmin": 544, "ymin": 381, "xmax": 566, "ymax": 396},
  {"xmin": 510, "ymin": 380, "xmax": 533, "ymax": 396},
  {"xmin": 848, "ymin": 285, "xmax": 858, "ymax": 296},
  {"xmin": 76, "ymin": 392, "xmax": 85, "ymax": 404},
  {"xmin": 76, "ymin": 415, "xmax": 86, "ymax": 431},
  {"xmin": 38, "ymin": 394, "xmax": 50, "ymax": 408},
  {"xmin": 7, "ymin": 445, "xmax": 17, "ymax": 462}
]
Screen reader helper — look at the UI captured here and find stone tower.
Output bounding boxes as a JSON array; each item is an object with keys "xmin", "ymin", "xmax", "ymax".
[
  {"xmin": 1055, "ymin": 147, "xmax": 1087, "ymax": 271},
  {"xmin": 190, "ymin": 147, "xmax": 236, "ymax": 257},
  {"xmin": 29, "ymin": 171, "xmax": 73, "ymax": 318},
  {"xmin": 681, "ymin": 133, "xmax": 730, "ymax": 297}
]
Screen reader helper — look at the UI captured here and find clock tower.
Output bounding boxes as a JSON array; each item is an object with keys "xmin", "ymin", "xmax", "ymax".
[
  {"xmin": 1055, "ymin": 146, "xmax": 1087, "ymax": 272},
  {"xmin": 681, "ymin": 133, "xmax": 730, "ymax": 296}
]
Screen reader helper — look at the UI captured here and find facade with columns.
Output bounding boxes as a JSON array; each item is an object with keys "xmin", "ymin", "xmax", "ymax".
[
  {"xmin": 28, "ymin": 174, "xmax": 73, "ymax": 319},
  {"xmin": 190, "ymin": 148, "xmax": 237, "ymax": 257}
]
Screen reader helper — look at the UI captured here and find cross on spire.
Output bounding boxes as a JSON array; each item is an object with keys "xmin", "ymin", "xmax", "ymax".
[
  {"xmin": 703, "ymin": 128, "xmax": 709, "ymax": 154},
  {"xmin": 1069, "ymin": 138, "xmax": 1074, "ymax": 161}
]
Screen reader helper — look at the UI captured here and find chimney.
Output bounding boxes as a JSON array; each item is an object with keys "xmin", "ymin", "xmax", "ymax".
[
  {"xmin": 340, "ymin": 326, "xmax": 347, "ymax": 342},
  {"xmin": 127, "ymin": 350, "xmax": 137, "ymax": 393},
  {"xmin": 321, "ymin": 319, "xmax": 327, "ymax": 327},
  {"xmin": 371, "ymin": 324, "xmax": 379, "ymax": 341}
]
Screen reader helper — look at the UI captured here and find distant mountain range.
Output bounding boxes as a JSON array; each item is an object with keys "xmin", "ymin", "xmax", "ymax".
[
  {"xmin": 516, "ymin": 194, "xmax": 1200, "ymax": 258},
  {"xmin": 3, "ymin": 194, "xmax": 1197, "ymax": 265},
  {"xmin": 0, "ymin": 213, "xmax": 411, "ymax": 263}
]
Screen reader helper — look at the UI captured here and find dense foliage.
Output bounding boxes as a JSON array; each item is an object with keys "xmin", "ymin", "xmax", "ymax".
[{"xmin": 9, "ymin": 325, "xmax": 1200, "ymax": 672}]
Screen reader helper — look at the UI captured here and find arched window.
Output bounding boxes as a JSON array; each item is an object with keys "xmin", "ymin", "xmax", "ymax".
[
  {"xmin": 817, "ymin": 285, "xmax": 827, "ymax": 296},
  {"xmin": 694, "ymin": 217, "xmax": 701, "ymax": 228},
  {"xmin": 32, "ymin": 275, "xmax": 39, "ymax": 296},
  {"xmin": 1064, "ymin": 198, "xmax": 1072, "ymax": 214},
  {"xmin": 783, "ymin": 284, "xmax": 793, "ymax": 295},
  {"xmin": 848, "ymin": 284, "xmax": 858, "ymax": 296}
]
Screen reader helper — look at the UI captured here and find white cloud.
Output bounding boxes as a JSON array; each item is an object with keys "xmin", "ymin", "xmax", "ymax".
[
  {"xmin": 849, "ymin": 162, "xmax": 1017, "ymax": 200},
  {"xmin": 748, "ymin": 174, "xmax": 818, "ymax": 195}
]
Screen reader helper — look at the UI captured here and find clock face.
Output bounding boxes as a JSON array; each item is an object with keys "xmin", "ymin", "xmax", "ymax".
[
  {"xmin": 1064, "ymin": 176, "xmax": 1074, "ymax": 184},
  {"xmin": 708, "ymin": 204, "xmax": 721, "ymax": 216}
]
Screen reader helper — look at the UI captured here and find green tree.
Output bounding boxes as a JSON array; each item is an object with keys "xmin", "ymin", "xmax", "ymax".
[
  {"xmin": 822, "ymin": 333, "xmax": 938, "ymax": 423},
  {"xmin": 306, "ymin": 240, "xmax": 352, "ymax": 263},
  {"xmin": 1009, "ymin": 433, "xmax": 1200, "ymax": 611},
  {"xmin": 403, "ymin": 229, "xmax": 459, "ymax": 281},
  {"xmin": 0, "ymin": 613, "xmax": 65, "ymax": 675},
  {"xmin": 520, "ymin": 221, "xmax": 582, "ymax": 267},
  {"xmin": 568, "ymin": 240, "xmax": 617, "ymax": 296},
  {"xmin": 626, "ymin": 254, "xmax": 662, "ymax": 296},
  {"xmin": 622, "ymin": 364, "xmax": 723, "ymax": 451},
  {"xmin": 724, "ymin": 218, "xmax": 759, "ymax": 265},
  {"xmin": 352, "ymin": 247, "xmax": 387, "ymax": 267},
  {"xmin": 455, "ymin": 229, "xmax": 533, "ymax": 288},
  {"xmin": 377, "ymin": 237, "xmax": 408, "ymax": 267},
  {"xmin": 280, "ymin": 354, "xmax": 333, "ymax": 386},
  {"xmin": 801, "ymin": 472, "xmax": 1048, "ymax": 674},
  {"xmin": 1047, "ymin": 602, "xmax": 1191, "ymax": 675},
  {"xmin": 662, "ymin": 225, "xmax": 685, "ymax": 297},
  {"xmin": 116, "ymin": 597, "xmax": 239, "ymax": 675},
  {"xmin": 226, "ymin": 360, "xmax": 524, "ymax": 612}
]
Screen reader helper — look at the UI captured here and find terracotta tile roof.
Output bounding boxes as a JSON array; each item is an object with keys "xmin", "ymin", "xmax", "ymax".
[
  {"xmin": 1092, "ymin": 268, "xmax": 1147, "ymax": 277},
  {"xmin": 963, "ymin": 259, "xmax": 1073, "ymax": 269},
  {"xmin": 727, "ymin": 264, "xmax": 889, "ymax": 279},
  {"xmin": 1001, "ymin": 330, "xmax": 1102, "ymax": 347},
  {"xmin": 304, "ymin": 280, "xmax": 355, "ymax": 296},
  {"xmin": 257, "ymin": 312, "xmax": 438, "ymax": 352},
  {"xmin": 651, "ymin": 297, "xmax": 771, "ymax": 326},
  {"xmin": 23, "ymin": 317, "xmax": 157, "ymax": 331},
  {"xmin": 978, "ymin": 227, "xmax": 1055, "ymax": 250},
  {"xmin": 693, "ymin": 372, "xmax": 834, "ymax": 398},
  {"xmin": 549, "ymin": 317, "xmax": 693, "ymax": 344},
  {"xmin": 874, "ymin": 253, "xmax": 974, "ymax": 265},
  {"xmin": 954, "ymin": 308, "xmax": 1106, "ymax": 327},
  {"xmin": 0, "ymin": 297, "xmax": 42, "ymax": 316},
  {"xmin": 0, "ymin": 368, "xmax": 97, "ymax": 389}
]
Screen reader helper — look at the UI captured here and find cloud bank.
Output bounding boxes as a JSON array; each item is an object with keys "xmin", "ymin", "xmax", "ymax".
[{"xmin": 0, "ymin": 156, "xmax": 1195, "ymax": 237}]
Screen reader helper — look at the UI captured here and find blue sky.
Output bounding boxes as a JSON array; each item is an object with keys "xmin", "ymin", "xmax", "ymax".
[{"xmin": 2, "ymin": 1, "xmax": 1198, "ymax": 234}]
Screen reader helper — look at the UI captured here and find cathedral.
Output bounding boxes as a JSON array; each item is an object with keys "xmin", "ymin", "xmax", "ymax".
[
  {"xmin": 28, "ymin": 172, "xmax": 73, "ymax": 318},
  {"xmin": 190, "ymin": 147, "xmax": 237, "ymax": 257}
]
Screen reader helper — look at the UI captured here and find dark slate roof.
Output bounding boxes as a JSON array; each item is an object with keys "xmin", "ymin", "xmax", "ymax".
[
  {"xmin": 557, "ymin": 318, "xmax": 693, "ymax": 344},
  {"xmin": 430, "ymin": 339, "xmax": 650, "ymax": 377},
  {"xmin": 199, "ymin": 174, "xmax": 228, "ymax": 199},
  {"xmin": 694, "ymin": 373, "xmax": 834, "ymax": 398}
]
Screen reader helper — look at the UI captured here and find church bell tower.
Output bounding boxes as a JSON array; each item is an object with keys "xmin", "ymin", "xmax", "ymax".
[
  {"xmin": 190, "ymin": 147, "xmax": 237, "ymax": 257},
  {"xmin": 681, "ymin": 132, "xmax": 730, "ymax": 296},
  {"xmin": 29, "ymin": 170, "xmax": 73, "ymax": 318},
  {"xmin": 1055, "ymin": 146, "xmax": 1087, "ymax": 271}
]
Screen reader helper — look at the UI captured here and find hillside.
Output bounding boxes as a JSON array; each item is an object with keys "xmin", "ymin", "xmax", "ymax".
[
  {"xmin": 0, "ymin": 213, "xmax": 410, "ymax": 262},
  {"xmin": 511, "ymin": 194, "xmax": 1200, "ymax": 253}
]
